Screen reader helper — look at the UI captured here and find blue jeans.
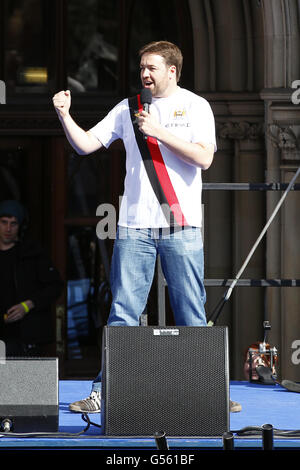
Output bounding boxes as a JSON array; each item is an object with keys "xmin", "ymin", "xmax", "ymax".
[{"xmin": 92, "ymin": 225, "xmax": 207, "ymax": 392}]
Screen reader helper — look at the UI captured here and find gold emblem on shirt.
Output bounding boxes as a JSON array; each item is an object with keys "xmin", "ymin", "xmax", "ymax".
[{"xmin": 173, "ymin": 109, "xmax": 186, "ymax": 119}]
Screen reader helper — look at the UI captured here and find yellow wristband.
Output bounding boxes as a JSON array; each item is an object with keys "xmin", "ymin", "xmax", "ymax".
[{"xmin": 21, "ymin": 302, "xmax": 30, "ymax": 313}]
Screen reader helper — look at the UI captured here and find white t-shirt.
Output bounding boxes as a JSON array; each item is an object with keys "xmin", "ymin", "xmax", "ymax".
[{"xmin": 89, "ymin": 87, "xmax": 216, "ymax": 228}]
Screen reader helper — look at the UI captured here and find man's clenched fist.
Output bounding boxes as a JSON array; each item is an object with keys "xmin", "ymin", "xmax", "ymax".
[{"xmin": 52, "ymin": 90, "xmax": 71, "ymax": 118}]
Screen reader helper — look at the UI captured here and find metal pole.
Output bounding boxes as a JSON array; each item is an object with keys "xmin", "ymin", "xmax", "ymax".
[
  {"xmin": 223, "ymin": 431, "xmax": 235, "ymax": 450},
  {"xmin": 154, "ymin": 431, "xmax": 169, "ymax": 450},
  {"xmin": 262, "ymin": 424, "xmax": 274, "ymax": 450}
]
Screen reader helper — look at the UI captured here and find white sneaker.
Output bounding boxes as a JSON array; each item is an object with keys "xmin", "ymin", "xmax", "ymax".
[
  {"xmin": 230, "ymin": 399, "xmax": 242, "ymax": 412},
  {"xmin": 69, "ymin": 391, "xmax": 101, "ymax": 413}
]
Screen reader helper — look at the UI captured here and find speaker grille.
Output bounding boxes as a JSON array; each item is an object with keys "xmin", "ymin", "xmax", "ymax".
[
  {"xmin": 0, "ymin": 358, "xmax": 59, "ymax": 432},
  {"xmin": 102, "ymin": 326, "xmax": 229, "ymax": 437}
]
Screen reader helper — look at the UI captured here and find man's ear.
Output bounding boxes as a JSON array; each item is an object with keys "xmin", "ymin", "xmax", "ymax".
[{"xmin": 169, "ymin": 65, "xmax": 176, "ymax": 77}]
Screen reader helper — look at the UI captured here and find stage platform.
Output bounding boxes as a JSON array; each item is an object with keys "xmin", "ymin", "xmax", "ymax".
[{"xmin": 1, "ymin": 380, "xmax": 300, "ymax": 453}]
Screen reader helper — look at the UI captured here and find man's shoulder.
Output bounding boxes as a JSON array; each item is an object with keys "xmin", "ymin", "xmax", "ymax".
[{"xmin": 178, "ymin": 87, "xmax": 211, "ymax": 106}]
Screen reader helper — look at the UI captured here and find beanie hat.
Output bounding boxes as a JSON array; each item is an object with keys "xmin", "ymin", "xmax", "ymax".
[{"xmin": 0, "ymin": 200, "xmax": 25, "ymax": 225}]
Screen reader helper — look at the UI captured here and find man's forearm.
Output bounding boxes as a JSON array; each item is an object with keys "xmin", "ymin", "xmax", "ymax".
[
  {"xmin": 59, "ymin": 113, "xmax": 102, "ymax": 155},
  {"xmin": 155, "ymin": 126, "xmax": 214, "ymax": 170}
]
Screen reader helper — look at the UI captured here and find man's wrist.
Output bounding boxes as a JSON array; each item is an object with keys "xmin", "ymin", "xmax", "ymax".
[{"xmin": 21, "ymin": 300, "xmax": 34, "ymax": 314}]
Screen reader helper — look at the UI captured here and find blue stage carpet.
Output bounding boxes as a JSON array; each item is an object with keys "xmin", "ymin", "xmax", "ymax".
[{"xmin": 1, "ymin": 380, "xmax": 300, "ymax": 451}]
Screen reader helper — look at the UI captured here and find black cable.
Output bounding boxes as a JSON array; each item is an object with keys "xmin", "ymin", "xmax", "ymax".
[
  {"xmin": 81, "ymin": 413, "xmax": 102, "ymax": 429},
  {"xmin": 0, "ymin": 413, "xmax": 92, "ymax": 438},
  {"xmin": 2, "ymin": 415, "xmax": 300, "ymax": 441},
  {"xmin": 231, "ymin": 426, "xmax": 300, "ymax": 438}
]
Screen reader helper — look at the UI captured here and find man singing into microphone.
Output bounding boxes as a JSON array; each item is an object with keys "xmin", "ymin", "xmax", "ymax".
[{"xmin": 53, "ymin": 41, "xmax": 240, "ymax": 413}]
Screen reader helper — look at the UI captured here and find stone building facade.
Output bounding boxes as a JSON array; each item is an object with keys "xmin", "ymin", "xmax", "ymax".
[{"xmin": 0, "ymin": 0, "xmax": 299, "ymax": 380}]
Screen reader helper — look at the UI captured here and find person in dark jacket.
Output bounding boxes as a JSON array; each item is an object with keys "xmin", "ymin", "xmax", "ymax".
[{"xmin": 0, "ymin": 200, "xmax": 63, "ymax": 357}]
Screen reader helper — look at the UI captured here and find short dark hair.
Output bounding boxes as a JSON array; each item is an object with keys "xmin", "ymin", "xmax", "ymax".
[{"xmin": 139, "ymin": 41, "xmax": 183, "ymax": 82}]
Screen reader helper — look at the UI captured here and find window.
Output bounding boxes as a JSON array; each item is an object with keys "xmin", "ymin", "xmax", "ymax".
[
  {"xmin": 67, "ymin": 0, "xmax": 119, "ymax": 94},
  {"xmin": 2, "ymin": 0, "xmax": 53, "ymax": 95},
  {"xmin": 128, "ymin": 0, "xmax": 182, "ymax": 94},
  {"xmin": 1, "ymin": 0, "xmax": 193, "ymax": 97},
  {"xmin": 67, "ymin": 0, "xmax": 194, "ymax": 95}
]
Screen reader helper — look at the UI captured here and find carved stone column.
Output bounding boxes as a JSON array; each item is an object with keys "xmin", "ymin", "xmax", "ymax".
[
  {"xmin": 218, "ymin": 121, "xmax": 265, "ymax": 379},
  {"xmin": 204, "ymin": 114, "xmax": 265, "ymax": 380},
  {"xmin": 261, "ymin": 88, "xmax": 300, "ymax": 381}
]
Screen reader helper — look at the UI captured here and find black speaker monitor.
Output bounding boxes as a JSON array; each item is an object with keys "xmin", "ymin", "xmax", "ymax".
[
  {"xmin": 101, "ymin": 326, "xmax": 229, "ymax": 437},
  {"xmin": 0, "ymin": 357, "xmax": 59, "ymax": 433}
]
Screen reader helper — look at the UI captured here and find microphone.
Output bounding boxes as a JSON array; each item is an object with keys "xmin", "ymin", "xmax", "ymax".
[
  {"xmin": 140, "ymin": 88, "xmax": 152, "ymax": 140},
  {"xmin": 140, "ymin": 88, "xmax": 152, "ymax": 113}
]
